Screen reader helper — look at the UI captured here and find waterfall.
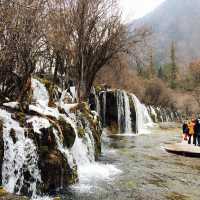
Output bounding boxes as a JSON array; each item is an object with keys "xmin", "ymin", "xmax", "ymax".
[
  {"xmin": 32, "ymin": 78, "xmax": 49, "ymax": 106},
  {"xmin": 131, "ymin": 94, "xmax": 154, "ymax": 134},
  {"xmin": 94, "ymin": 89, "xmax": 101, "ymax": 116},
  {"xmin": 116, "ymin": 90, "xmax": 132, "ymax": 133},
  {"xmin": 0, "ymin": 109, "xmax": 41, "ymax": 197},
  {"xmin": 150, "ymin": 106, "xmax": 158, "ymax": 123},
  {"xmin": 102, "ymin": 92, "xmax": 107, "ymax": 126},
  {"xmin": 71, "ymin": 127, "xmax": 95, "ymax": 165},
  {"xmin": 123, "ymin": 91, "xmax": 132, "ymax": 133},
  {"xmin": 116, "ymin": 90, "xmax": 124, "ymax": 133}
]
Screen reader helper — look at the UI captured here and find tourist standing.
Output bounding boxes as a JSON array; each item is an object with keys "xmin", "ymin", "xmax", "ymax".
[
  {"xmin": 195, "ymin": 116, "xmax": 200, "ymax": 146},
  {"xmin": 188, "ymin": 119, "xmax": 195, "ymax": 144},
  {"xmin": 182, "ymin": 120, "xmax": 189, "ymax": 141}
]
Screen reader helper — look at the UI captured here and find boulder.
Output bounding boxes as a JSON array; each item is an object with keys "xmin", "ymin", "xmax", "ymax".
[{"xmin": 38, "ymin": 149, "xmax": 78, "ymax": 194}]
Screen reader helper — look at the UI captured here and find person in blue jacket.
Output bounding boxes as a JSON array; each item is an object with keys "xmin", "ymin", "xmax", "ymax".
[{"xmin": 195, "ymin": 116, "xmax": 200, "ymax": 146}]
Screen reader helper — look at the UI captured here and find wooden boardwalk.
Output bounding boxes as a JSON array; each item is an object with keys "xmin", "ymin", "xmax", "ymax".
[{"xmin": 164, "ymin": 142, "xmax": 200, "ymax": 157}]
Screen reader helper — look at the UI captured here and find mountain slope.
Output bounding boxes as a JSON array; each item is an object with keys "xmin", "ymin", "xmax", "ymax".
[{"xmin": 129, "ymin": 0, "xmax": 200, "ymax": 67}]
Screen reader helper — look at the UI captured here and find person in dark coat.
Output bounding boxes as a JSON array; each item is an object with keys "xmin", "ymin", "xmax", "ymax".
[
  {"xmin": 195, "ymin": 116, "xmax": 200, "ymax": 146},
  {"xmin": 182, "ymin": 120, "xmax": 189, "ymax": 141}
]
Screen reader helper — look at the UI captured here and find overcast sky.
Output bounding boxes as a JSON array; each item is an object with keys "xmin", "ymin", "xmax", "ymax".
[{"xmin": 119, "ymin": 0, "xmax": 166, "ymax": 22}]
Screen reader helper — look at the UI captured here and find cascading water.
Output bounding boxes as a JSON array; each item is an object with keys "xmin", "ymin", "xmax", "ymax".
[
  {"xmin": 92, "ymin": 87, "xmax": 101, "ymax": 116},
  {"xmin": 0, "ymin": 78, "xmax": 122, "ymax": 198},
  {"xmin": 70, "ymin": 116, "xmax": 120, "ymax": 191},
  {"xmin": 123, "ymin": 91, "xmax": 132, "ymax": 133},
  {"xmin": 116, "ymin": 90, "xmax": 132, "ymax": 133},
  {"xmin": 0, "ymin": 109, "xmax": 41, "ymax": 198},
  {"xmin": 116, "ymin": 90, "xmax": 124, "ymax": 133},
  {"xmin": 102, "ymin": 92, "xmax": 107, "ymax": 126},
  {"xmin": 131, "ymin": 94, "xmax": 154, "ymax": 134},
  {"xmin": 150, "ymin": 106, "xmax": 158, "ymax": 123}
]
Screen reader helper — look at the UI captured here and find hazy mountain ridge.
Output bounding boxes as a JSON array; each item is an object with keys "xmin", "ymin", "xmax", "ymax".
[{"xmin": 129, "ymin": 0, "xmax": 200, "ymax": 67}]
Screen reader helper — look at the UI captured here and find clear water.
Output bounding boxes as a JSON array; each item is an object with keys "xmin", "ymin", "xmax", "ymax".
[{"xmin": 59, "ymin": 128, "xmax": 200, "ymax": 200}]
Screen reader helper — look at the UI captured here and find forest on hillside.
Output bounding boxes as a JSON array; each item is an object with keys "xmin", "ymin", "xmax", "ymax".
[{"xmin": 96, "ymin": 40, "xmax": 200, "ymax": 116}]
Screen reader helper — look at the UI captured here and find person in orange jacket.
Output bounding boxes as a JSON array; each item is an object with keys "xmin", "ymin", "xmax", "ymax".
[{"xmin": 188, "ymin": 119, "xmax": 196, "ymax": 145}]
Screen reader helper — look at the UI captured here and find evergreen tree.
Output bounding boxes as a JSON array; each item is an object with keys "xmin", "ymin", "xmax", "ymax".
[
  {"xmin": 158, "ymin": 66, "xmax": 164, "ymax": 79},
  {"xmin": 170, "ymin": 41, "xmax": 178, "ymax": 88},
  {"xmin": 148, "ymin": 48, "xmax": 156, "ymax": 79}
]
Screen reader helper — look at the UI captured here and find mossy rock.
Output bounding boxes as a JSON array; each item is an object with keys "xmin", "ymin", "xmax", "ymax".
[
  {"xmin": 78, "ymin": 127, "xmax": 85, "ymax": 138},
  {"xmin": 0, "ymin": 187, "xmax": 28, "ymax": 199},
  {"xmin": 107, "ymin": 121, "xmax": 118, "ymax": 134},
  {"xmin": 38, "ymin": 149, "xmax": 78, "ymax": 193},
  {"xmin": 94, "ymin": 85, "xmax": 102, "ymax": 93},
  {"xmin": 39, "ymin": 145, "xmax": 49, "ymax": 159},
  {"xmin": 0, "ymin": 187, "xmax": 7, "ymax": 197},
  {"xmin": 58, "ymin": 117, "xmax": 76, "ymax": 148},
  {"xmin": 54, "ymin": 197, "xmax": 61, "ymax": 200},
  {"xmin": 11, "ymin": 112, "xmax": 25, "ymax": 127},
  {"xmin": 78, "ymin": 108, "xmax": 102, "ymax": 159},
  {"xmin": 40, "ymin": 126, "xmax": 57, "ymax": 150},
  {"xmin": 37, "ymin": 77, "xmax": 61, "ymax": 104},
  {"xmin": 128, "ymin": 95, "xmax": 136, "ymax": 133}
]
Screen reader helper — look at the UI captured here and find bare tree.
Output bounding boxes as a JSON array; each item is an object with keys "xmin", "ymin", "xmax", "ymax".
[
  {"xmin": 0, "ymin": 0, "xmax": 47, "ymax": 104},
  {"xmin": 46, "ymin": 0, "xmax": 129, "ymax": 101},
  {"xmin": 193, "ymin": 87, "xmax": 200, "ymax": 108}
]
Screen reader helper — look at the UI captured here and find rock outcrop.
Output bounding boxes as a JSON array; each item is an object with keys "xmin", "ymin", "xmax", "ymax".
[{"xmin": 0, "ymin": 78, "xmax": 102, "ymax": 198}]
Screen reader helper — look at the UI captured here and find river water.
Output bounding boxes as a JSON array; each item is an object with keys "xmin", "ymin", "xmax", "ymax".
[{"xmin": 60, "ymin": 128, "xmax": 200, "ymax": 200}]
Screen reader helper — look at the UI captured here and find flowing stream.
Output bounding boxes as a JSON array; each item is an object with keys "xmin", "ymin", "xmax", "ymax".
[{"xmin": 60, "ymin": 128, "xmax": 200, "ymax": 200}]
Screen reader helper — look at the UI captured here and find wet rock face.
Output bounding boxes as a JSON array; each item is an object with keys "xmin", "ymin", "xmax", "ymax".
[
  {"xmin": 0, "ymin": 115, "xmax": 78, "ymax": 196},
  {"xmin": 0, "ymin": 121, "xmax": 3, "ymax": 185},
  {"xmin": 76, "ymin": 103, "xmax": 102, "ymax": 159},
  {"xmin": 89, "ymin": 93, "xmax": 96, "ymax": 111},
  {"xmin": 0, "ymin": 186, "xmax": 28, "ymax": 200},
  {"xmin": 38, "ymin": 149, "xmax": 78, "ymax": 194},
  {"xmin": 35, "ymin": 124, "xmax": 77, "ymax": 194},
  {"xmin": 58, "ymin": 117, "xmax": 76, "ymax": 148},
  {"xmin": 99, "ymin": 90, "xmax": 137, "ymax": 133},
  {"xmin": 99, "ymin": 91, "xmax": 118, "ymax": 127},
  {"xmin": 129, "ymin": 95, "xmax": 136, "ymax": 133}
]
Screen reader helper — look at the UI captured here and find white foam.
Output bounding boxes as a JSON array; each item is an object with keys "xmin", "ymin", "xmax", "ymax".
[
  {"xmin": 131, "ymin": 94, "xmax": 155, "ymax": 134},
  {"xmin": 71, "ymin": 162, "xmax": 121, "ymax": 193},
  {"xmin": 0, "ymin": 109, "xmax": 41, "ymax": 196},
  {"xmin": 31, "ymin": 79, "xmax": 49, "ymax": 106},
  {"xmin": 27, "ymin": 116, "xmax": 51, "ymax": 134}
]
